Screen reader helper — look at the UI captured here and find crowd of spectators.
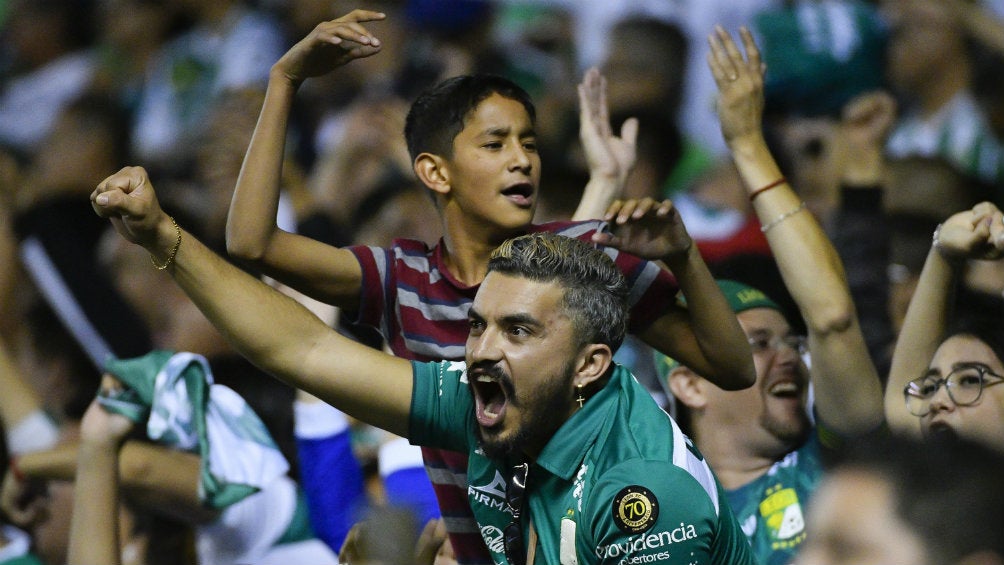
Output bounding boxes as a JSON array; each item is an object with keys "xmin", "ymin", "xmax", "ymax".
[{"xmin": 2, "ymin": 0, "xmax": 1004, "ymax": 563}]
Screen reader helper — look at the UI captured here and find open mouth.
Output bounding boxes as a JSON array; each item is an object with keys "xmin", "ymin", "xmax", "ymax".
[
  {"xmin": 471, "ymin": 369, "xmax": 511, "ymax": 428},
  {"xmin": 767, "ymin": 380, "xmax": 802, "ymax": 399},
  {"xmin": 927, "ymin": 420, "xmax": 958, "ymax": 440},
  {"xmin": 501, "ymin": 183, "xmax": 534, "ymax": 207}
]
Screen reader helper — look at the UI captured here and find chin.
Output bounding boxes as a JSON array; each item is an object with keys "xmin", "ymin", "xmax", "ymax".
[{"xmin": 478, "ymin": 425, "xmax": 522, "ymax": 460}]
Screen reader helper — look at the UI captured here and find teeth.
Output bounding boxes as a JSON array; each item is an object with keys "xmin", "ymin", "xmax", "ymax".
[
  {"xmin": 484, "ymin": 407, "xmax": 498, "ymax": 418},
  {"xmin": 477, "ymin": 375, "xmax": 496, "ymax": 383},
  {"xmin": 770, "ymin": 382, "xmax": 798, "ymax": 394}
]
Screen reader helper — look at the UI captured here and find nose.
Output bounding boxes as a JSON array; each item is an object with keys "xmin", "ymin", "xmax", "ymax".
[
  {"xmin": 772, "ymin": 339, "xmax": 801, "ymax": 365},
  {"xmin": 468, "ymin": 325, "xmax": 503, "ymax": 366},
  {"xmin": 508, "ymin": 142, "xmax": 532, "ymax": 173},
  {"xmin": 927, "ymin": 382, "xmax": 955, "ymax": 413}
]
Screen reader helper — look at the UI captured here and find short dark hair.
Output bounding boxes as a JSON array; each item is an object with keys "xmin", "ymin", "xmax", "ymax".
[
  {"xmin": 833, "ymin": 432, "xmax": 1004, "ymax": 562},
  {"xmin": 488, "ymin": 233, "xmax": 628, "ymax": 351},
  {"xmin": 404, "ymin": 74, "xmax": 536, "ymax": 163}
]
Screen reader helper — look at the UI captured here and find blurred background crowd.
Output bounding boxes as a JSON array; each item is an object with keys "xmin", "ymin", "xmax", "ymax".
[{"xmin": 1, "ymin": 0, "xmax": 1004, "ymax": 563}]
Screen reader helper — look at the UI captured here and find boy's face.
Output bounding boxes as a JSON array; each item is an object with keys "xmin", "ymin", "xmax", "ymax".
[{"xmin": 445, "ymin": 93, "xmax": 541, "ymax": 234}]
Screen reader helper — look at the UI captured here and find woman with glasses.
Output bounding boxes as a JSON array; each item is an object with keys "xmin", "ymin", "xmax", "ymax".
[{"xmin": 887, "ymin": 201, "xmax": 1004, "ymax": 450}]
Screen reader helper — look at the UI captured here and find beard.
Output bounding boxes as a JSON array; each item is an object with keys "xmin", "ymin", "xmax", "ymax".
[
  {"xmin": 760, "ymin": 404, "xmax": 812, "ymax": 448},
  {"xmin": 476, "ymin": 361, "xmax": 576, "ymax": 460}
]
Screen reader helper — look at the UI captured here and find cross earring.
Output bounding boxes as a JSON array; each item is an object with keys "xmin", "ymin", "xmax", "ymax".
[{"xmin": 575, "ymin": 384, "xmax": 586, "ymax": 408}]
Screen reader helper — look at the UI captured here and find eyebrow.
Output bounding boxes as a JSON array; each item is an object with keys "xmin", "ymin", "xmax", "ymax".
[
  {"xmin": 923, "ymin": 362, "xmax": 993, "ymax": 378},
  {"xmin": 467, "ymin": 308, "xmax": 542, "ymax": 329},
  {"xmin": 479, "ymin": 126, "xmax": 537, "ymax": 138}
]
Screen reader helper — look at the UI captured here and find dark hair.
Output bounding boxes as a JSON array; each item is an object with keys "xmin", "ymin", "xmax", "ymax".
[
  {"xmin": 488, "ymin": 233, "xmax": 628, "ymax": 351},
  {"xmin": 404, "ymin": 74, "xmax": 536, "ymax": 162},
  {"xmin": 942, "ymin": 311, "xmax": 1004, "ymax": 368},
  {"xmin": 832, "ymin": 432, "xmax": 1004, "ymax": 562}
]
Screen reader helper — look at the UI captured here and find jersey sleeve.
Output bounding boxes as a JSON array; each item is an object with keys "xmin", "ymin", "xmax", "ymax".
[
  {"xmin": 408, "ymin": 360, "xmax": 474, "ymax": 454},
  {"xmin": 582, "ymin": 460, "xmax": 755, "ymax": 565},
  {"xmin": 346, "ymin": 244, "xmax": 394, "ymax": 331}
]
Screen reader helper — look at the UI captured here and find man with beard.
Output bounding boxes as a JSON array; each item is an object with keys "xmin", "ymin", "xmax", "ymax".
[
  {"xmin": 658, "ymin": 28, "xmax": 885, "ymax": 565},
  {"xmin": 90, "ymin": 163, "xmax": 755, "ymax": 564}
]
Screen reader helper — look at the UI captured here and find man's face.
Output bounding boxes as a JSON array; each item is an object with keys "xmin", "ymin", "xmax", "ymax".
[
  {"xmin": 919, "ymin": 335, "xmax": 1004, "ymax": 450},
  {"xmin": 444, "ymin": 93, "xmax": 541, "ymax": 236},
  {"xmin": 797, "ymin": 468, "xmax": 929, "ymax": 565},
  {"xmin": 465, "ymin": 272, "xmax": 580, "ymax": 460},
  {"xmin": 705, "ymin": 308, "xmax": 812, "ymax": 451}
]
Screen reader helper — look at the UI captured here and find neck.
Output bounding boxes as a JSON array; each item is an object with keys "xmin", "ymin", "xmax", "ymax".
[
  {"xmin": 692, "ymin": 423, "xmax": 788, "ymax": 490},
  {"xmin": 438, "ymin": 208, "xmax": 526, "ymax": 286}
]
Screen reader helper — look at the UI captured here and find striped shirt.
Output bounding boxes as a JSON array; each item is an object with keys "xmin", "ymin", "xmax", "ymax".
[{"xmin": 348, "ymin": 220, "xmax": 679, "ymax": 565}]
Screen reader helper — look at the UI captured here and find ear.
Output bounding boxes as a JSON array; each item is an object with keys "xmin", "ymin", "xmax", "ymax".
[
  {"xmin": 667, "ymin": 366, "xmax": 709, "ymax": 410},
  {"xmin": 413, "ymin": 152, "xmax": 451, "ymax": 197},
  {"xmin": 572, "ymin": 343, "xmax": 613, "ymax": 389}
]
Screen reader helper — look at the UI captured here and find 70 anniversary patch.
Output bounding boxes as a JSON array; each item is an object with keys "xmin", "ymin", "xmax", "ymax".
[{"xmin": 612, "ymin": 485, "xmax": 659, "ymax": 534}]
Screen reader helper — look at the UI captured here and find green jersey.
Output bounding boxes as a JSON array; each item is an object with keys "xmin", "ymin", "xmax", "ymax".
[
  {"xmin": 409, "ymin": 361, "xmax": 755, "ymax": 565},
  {"xmin": 726, "ymin": 431, "xmax": 828, "ymax": 565}
]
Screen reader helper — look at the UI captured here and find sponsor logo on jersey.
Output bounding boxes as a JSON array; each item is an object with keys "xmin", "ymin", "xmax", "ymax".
[
  {"xmin": 594, "ymin": 522, "xmax": 698, "ymax": 559},
  {"xmin": 612, "ymin": 486, "xmax": 659, "ymax": 534},
  {"xmin": 469, "ymin": 470, "xmax": 511, "ymax": 514},
  {"xmin": 479, "ymin": 524, "xmax": 505, "ymax": 554}
]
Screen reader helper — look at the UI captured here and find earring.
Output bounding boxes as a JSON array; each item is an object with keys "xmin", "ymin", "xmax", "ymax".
[{"xmin": 575, "ymin": 384, "xmax": 586, "ymax": 408}]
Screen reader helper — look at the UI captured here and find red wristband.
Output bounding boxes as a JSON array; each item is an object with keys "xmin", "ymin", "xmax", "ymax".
[
  {"xmin": 749, "ymin": 177, "xmax": 787, "ymax": 202},
  {"xmin": 9, "ymin": 457, "xmax": 25, "ymax": 483}
]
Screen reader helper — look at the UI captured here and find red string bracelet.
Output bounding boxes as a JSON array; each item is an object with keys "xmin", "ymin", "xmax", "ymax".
[
  {"xmin": 9, "ymin": 457, "xmax": 25, "ymax": 483},
  {"xmin": 749, "ymin": 177, "xmax": 787, "ymax": 202}
]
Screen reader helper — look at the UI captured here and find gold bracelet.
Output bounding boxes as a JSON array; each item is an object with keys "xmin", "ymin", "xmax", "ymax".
[
  {"xmin": 151, "ymin": 216, "xmax": 182, "ymax": 270},
  {"xmin": 760, "ymin": 202, "xmax": 806, "ymax": 233}
]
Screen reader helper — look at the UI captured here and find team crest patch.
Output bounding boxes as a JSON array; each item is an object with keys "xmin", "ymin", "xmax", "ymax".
[{"xmin": 612, "ymin": 486, "xmax": 659, "ymax": 534}]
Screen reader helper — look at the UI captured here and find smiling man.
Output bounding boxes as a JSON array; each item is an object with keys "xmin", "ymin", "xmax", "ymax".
[
  {"xmin": 657, "ymin": 28, "xmax": 885, "ymax": 565},
  {"xmin": 91, "ymin": 164, "xmax": 754, "ymax": 564}
]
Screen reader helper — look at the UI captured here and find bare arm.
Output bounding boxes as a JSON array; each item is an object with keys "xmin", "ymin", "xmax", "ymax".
[
  {"xmin": 709, "ymin": 26, "xmax": 882, "ymax": 434},
  {"xmin": 67, "ymin": 391, "xmax": 134, "ymax": 565},
  {"xmin": 94, "ymin": 167, "xmax": 414, "ymax": 437},
  {"xmin": 572, "ymin": 68, "xmax": 638, "ymax": 221},
  {"xmin": 226, "ymin": 10, "xmax": 387, "ymax": 309},
  {"xmin": 886, "ymin": 203, "xmax": 1004, "ymax": 433},
  {"xmin": 594, "ymin": 198, "xmax": 756, "ymax": 390}
]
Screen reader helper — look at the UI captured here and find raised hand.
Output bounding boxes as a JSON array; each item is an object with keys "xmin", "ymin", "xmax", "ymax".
[
  {"xmin": 592, "ymin": 198, "xmax": 692, "ymax": 262},
  {"xmin": 80, "ymin": 375, "xmax": 136, "ymax": 448},
  {"xmin": 936, "ymin": 202, "xmax": 1004, "ymax": 260},
  {"xmin": 578, "ymin": 67, "xmax": 638, "ymax": 186},
  {"xmin": 274, "ymin": 9, "xmax": 386, "ymax": 85},
  {"xmin": 707, "ymin": 26, "xmax": 764, "ymax": 147},
  {"xmin": 90, "ymin": 166, "xmax": 167, "ymax": 250}
]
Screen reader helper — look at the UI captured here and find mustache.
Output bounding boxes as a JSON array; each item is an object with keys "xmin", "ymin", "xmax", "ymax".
[{"xmin": 468, "ymin": 362, "xmax": 516, "ymax": 396}]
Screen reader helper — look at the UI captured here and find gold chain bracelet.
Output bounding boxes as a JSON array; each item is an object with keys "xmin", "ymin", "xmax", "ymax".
[{"xmin": 151, "ymin": 216, "xmax": 182, "ymax": 270}]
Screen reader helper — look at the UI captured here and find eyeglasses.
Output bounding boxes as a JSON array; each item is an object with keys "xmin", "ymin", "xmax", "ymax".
[
  {"xmin": 903, "ymin": 364, "xmax": 1004, "ymax": 416},
  {"xmin": 748, "ymin": 334, "xmax": 808, "ymax": 357},
  {"xmin": 503, "ymin": 462, "xmax": 529, "ymax": 565}
]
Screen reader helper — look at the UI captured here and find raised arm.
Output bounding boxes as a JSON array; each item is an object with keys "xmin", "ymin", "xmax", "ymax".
[
  {"xmin": 226, "ymin": 10, "xmax": 386, "ymax": 310},
  {"xmin": 886, "ymin": 203, "xmax": 1004, "ymax": 433},
  {"xmin": 93, "ymin": 166, "xmax": 414, "ymax": 437},
  {"xmin": 593, "ymin": 197, "xmax": 756, "ymax": 390},
  {"xmin": 709, "ymin": 26, "xmax": 882, "ymax": 434},
  {"xmin": 67, "ymin": 387, "xmax": 134, "ymax": 565},
  {"xmin": 572, "ymin": 67, "xmax": 638, "ymax": 221}
]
